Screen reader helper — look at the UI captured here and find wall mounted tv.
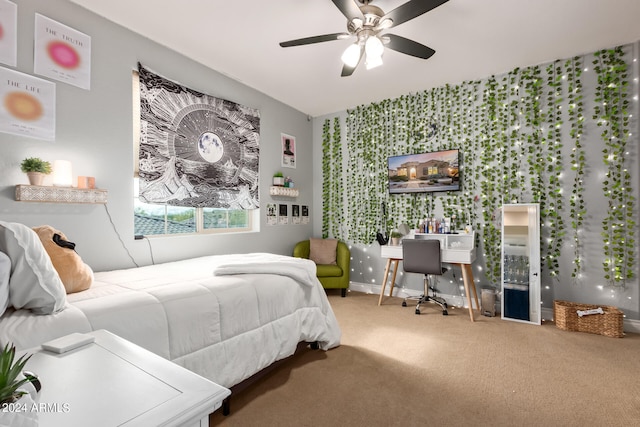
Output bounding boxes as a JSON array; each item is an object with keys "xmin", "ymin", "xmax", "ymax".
[{"xmin": 388, "ymin": 149, "xmax": 460, "ymax": 194}]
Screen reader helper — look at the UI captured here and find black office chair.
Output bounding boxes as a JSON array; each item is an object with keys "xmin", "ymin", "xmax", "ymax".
[{"xmin": 401, "ymin": 239, "xmax": 448, "ymax": 315}]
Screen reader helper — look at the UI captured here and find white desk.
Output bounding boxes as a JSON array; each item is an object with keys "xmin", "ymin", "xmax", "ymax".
[
  {"xmin": 378, "ymin": 232, "xmax": 480, "ymax": 322},
  {"xmin": 17, "ymin": 330, "xmax": 230, "ymax": 427}
]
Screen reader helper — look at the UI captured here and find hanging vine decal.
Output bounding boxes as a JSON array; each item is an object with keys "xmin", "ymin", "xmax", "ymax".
[
  {"xmin": 322, "ymin": 42, "xmax": 636, "ymax": 290},
  {"xmin": 330, "ymin": 117, "xmax": 344, "ymax": 239},
  {"xmin": 593, "ymin": 47, "xmax": 635, "ymax": 287},
  {"xmin": 566, "ymin": 56, "xmax": 586, "ymax": 280},
  {"xmin": 321, "ymin": 119, "xmax": 331, "ymax": 238},
  {"xmin": 543, "ymin": 60, "xmax": 566, "ymax": 279},
  {"xmin": 477, "ymin": 76, "xmax": 502, "ymax": 284}
]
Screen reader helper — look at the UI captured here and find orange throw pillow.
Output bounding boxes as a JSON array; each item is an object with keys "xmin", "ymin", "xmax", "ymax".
[{"xmin": 32, "ymin": 225, "xmax": 93, "ymax": 294}]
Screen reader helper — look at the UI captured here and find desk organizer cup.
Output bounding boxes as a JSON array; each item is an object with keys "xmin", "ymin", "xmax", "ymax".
[{"xmin": 553, "ymin": 300, "xmax": 624, "ymax": 338}]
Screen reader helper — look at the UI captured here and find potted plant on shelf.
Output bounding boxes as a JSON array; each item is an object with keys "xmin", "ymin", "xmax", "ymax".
[
  {"xmin": 20, "ymin": 157, "xmax": 52, "ymax": 186},
  {"xmin": 273, "ymin": 171, "xmax": 285, "ymax": 187},
  {"xmin": 390, "ymin": 231, "xmax": 403, "ymax": 246}
]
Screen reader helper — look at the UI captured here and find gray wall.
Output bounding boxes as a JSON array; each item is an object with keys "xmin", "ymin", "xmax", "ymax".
[
  {"xmin": 313, "ymin": 44, "xmax": 640, "ymax": 323},
  {"xmin": 0, "ymin": 0, "xmax": 313, "ymax": 271}
]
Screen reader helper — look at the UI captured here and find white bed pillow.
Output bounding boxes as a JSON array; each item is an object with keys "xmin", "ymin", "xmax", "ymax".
[
  {"xmin": 0, "ymin": 250, "xmax": 10, "ymax": 317},
  {"xmin": 0, "ymin": 221, "xmax": 66, "ymax": 314}
]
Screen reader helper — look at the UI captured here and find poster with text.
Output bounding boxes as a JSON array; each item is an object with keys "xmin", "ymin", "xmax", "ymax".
[
  {"xmin": 302, "ymin": 205, "xmax": 309, "ymax": 224},
  {"xmin": 0, "ymin": 0, "xmax": 17, "ymax": 66},
  {"xmin": 266, "ymin": 203, "xmax": 277, "ymax": 226},
  {"xmin": 34, "ymin": 14, "xmax": 91, "ymax": 90},
  {"xmin": 278, "ymin": 203, "xmax": 289, "ymax": 225},
  {"xmin": 292, "ymin": 204, "xmax": 300, "ymax": 225},
  {"xmin": 0, "ymin": 67, "xmax": 55, "ymax": 140},
  {"xmin": 281, "ymin": 133, "xmax": 296, "ymax": 168}
]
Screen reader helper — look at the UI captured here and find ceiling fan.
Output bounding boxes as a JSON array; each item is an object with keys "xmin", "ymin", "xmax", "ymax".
[{"xmin": 279, "ymin": 0, "xmax": 449, "ymax": 77}]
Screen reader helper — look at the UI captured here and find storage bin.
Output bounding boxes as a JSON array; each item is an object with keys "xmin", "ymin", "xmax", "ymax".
[{"xmin": 553, "ymin": 300, "xmax": 624, "ymax": 338}]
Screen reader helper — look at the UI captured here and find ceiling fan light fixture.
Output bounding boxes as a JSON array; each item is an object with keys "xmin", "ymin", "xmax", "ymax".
[
  {"xmin": 348, "ymin": 18, "xmax": 364, "ymax": 33},
  {"xmin": 365, "ymin": 35, "xmax": 384, "ymax": 58},
  {"xmin": 365, "ymin": 54, "xmax": 383, "ymax": 70},
  {"xmin": 341, "ymin": 43, "xmax": 361, "ymax": 67},
  {"xmin": 279, "ymin": 0, "xmax": 448, "ymax": 77},
  {"xmin": 377, "ymin": 18, "xmax": 393, "ymax": 30}
]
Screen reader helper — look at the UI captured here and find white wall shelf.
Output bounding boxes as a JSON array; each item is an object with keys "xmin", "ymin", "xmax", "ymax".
[
  {"xmin": 15, "ymin": 184, "xmax": 108, "ymax": 204},
  {"xmin": 269, "ymin": 186, "xmax": 299, "ymax": 198}
]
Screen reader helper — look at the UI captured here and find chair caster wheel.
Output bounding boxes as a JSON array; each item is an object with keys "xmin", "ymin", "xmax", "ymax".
[
  {"xmin": 415, "ymin": 309, "xmax": 420, "ymax": 315},
  {"xmin": 402, "ymin": 301, "xmax": 407, "ymax": 307},
  {"xmin": 442, "ymin": 310, "xmax": 448, "ymax": 315}
]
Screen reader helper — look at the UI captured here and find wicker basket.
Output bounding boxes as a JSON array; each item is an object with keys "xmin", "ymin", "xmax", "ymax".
[{"xmin": 553, "ymin": 300, "xmax": 624, "ymax": 338}]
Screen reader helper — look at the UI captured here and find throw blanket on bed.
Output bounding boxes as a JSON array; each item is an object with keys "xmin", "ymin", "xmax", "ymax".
[{"xmin": 212, "ymin": 253, "xmax": 318, "ymax": 287}]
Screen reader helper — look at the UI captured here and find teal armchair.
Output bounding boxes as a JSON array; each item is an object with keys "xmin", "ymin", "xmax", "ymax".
[{"xmin": 293, "ymin": 240, "xmax": 350, "ymax": 297}]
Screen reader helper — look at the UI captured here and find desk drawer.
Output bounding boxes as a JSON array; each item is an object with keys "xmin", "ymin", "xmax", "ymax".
[
  {"xmin": 442, "ymin": 249, "xmax": 476, "ymax": 264},
  {"xmin": 380, "ymin": 245, "xmax": 403, "ymax": 259}
]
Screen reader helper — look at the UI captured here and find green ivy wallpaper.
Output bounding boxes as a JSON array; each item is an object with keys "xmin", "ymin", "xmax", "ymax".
[{"xmin": 321, "ymin": 43, "xmax": 638, "ymax": 299}]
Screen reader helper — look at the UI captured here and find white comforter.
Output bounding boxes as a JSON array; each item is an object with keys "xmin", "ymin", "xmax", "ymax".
[{"xmin": 0, "ymin": 254, "xmax": 341, "ymax": 388}]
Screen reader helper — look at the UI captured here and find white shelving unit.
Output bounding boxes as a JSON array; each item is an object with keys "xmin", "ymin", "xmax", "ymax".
[{"xmin": 501, "ymin": 203, "xmax": 541, "ymax": 325}]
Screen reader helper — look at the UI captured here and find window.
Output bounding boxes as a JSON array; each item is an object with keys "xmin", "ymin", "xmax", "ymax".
[
  {"xmin": 132, "ymin": 71, "xmax": 257, "ymax": 237},
  {"xmin": 133, "ymin": 178, "xmax": 253, "ymax": 236}
]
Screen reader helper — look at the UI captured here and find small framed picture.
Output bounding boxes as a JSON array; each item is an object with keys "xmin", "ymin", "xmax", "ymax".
[
  {"xmin": 292, "ymin": 204, "xmax": 300, "ymax": 225},
  {"xmin": 281, "ymin": 133, "xmax": 296, "ymax": 169},
  {"xmin": 266, "ymin": 203, "xmax": 277, "ymax": 226},
  {"xmin": 278, "ymin": 203, "xmax": 289, "ymax": 225}
]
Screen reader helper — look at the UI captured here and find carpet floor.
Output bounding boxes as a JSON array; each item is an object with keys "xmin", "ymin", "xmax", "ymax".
[{"xmin": 211, "ymin": 291, "xmax": 640, "ymax": 426}]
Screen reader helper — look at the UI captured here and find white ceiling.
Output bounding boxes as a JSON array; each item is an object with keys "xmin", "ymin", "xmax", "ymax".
[{"xmin": 69, "ymin": 0, "xmax": 640, "ymax": 117}]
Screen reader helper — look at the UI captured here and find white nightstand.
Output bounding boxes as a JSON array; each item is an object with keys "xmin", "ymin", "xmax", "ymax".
[{"xmin": 19, "ymin": 329, "xmax": 230, "ymax": 427}]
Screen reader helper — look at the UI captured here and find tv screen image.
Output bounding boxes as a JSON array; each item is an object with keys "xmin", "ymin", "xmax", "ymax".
[{"xmin": 388, "ymin": 149, "xmax": 460, "ymax": 194}]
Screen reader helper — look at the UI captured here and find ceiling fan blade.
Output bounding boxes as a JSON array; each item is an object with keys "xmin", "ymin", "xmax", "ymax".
[
  {"xmin": 280, "ymin": 33, "xmax": 349, "ymax": 47},
  {"xmin": 331, "ymin": 0, "xmax": 364, "ymax": 21},
  {"xmin": 382, "ymin": 0, "xmax": 449, "ymax": 27},
  {"xmin": 384, "ymin": 34, "xmax": 435, "ymax": 59},
  {"xmin": 341, "ymin": 45, "xmax": 364, "ymax": 77}
]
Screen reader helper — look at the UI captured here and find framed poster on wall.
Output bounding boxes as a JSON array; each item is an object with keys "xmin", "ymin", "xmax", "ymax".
[
  {"xmin": 34, "ymin": 14, "xmax": 91, "ymax": 90},
  {"xmin": 266, "ymin": 203, "xmax": 277, "ymax": 226},
  {"xmin": 292, "ymin": 204, "xmax": 300, "ymax": 224},
  {"xmin": 0, "ymin": 0, "xmax": 17, "ymax": 67},
  {"xmin": 278, "ymin": 203, "xmax": 288, "ymax": 225},
  {"xmin": 0, "ymin": 67, "xmax": 55, "ymax": 140},
  {"xmin": 281, "ymin": 133, "xmax": 296, "ymax": 169}
]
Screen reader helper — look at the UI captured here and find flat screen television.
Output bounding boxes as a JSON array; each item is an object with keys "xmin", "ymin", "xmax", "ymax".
[{"xmin": 388, "ymin": 149, "xmax": 460, "ymax": 194}]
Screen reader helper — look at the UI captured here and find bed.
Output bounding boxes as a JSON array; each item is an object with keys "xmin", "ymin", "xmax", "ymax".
[{"xmin": 0, "ymin": 222, "xmax": 341, "ymax": 412}]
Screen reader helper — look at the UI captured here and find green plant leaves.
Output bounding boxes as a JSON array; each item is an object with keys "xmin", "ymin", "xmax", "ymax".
[{"xmin": 321, "ymin": 43, "xmax": 635, "ymax": 288}]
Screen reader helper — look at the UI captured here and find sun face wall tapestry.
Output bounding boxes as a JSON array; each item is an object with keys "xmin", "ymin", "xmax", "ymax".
[{"xmin": 137, "ymin": 63, "xmax": 260, "ymax": 209}]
